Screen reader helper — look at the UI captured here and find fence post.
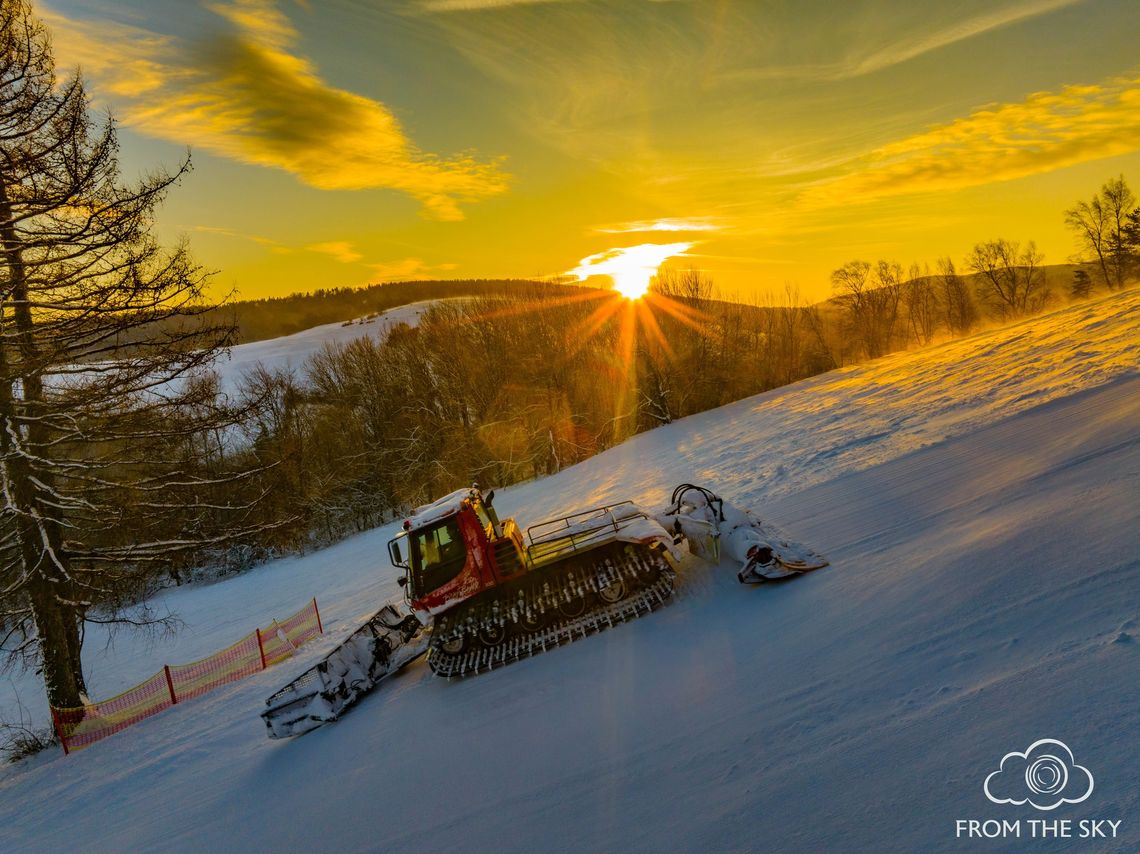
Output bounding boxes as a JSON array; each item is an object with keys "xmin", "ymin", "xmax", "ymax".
[
  {"xmin": 312, "ymin": 597, "xmax": 323, "ymax": 635},
  {"xmin": 50, "ymin": 707, "xmax": 69, "ymax": 756},
  {"xmin": 164, "ymin": 665, "xmax": 178, "ymax": 705},
  {"xmin": 256, "ymin": 627, "xmax": 267, "ymax": 669}
]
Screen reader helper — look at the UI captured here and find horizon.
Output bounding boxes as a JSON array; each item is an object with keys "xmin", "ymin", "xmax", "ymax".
[{"xmin": 41, "ymin": 0, "xmax": 1140, "ymax": 302}]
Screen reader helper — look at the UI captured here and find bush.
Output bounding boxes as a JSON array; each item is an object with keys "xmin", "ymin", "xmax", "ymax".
[{"xmin": 1, "ymin": 720, "xmax": 57, "ymax": 764}]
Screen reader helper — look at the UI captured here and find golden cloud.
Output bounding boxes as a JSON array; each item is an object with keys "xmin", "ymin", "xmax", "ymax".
[
  {"xmin": 801, "ymin": 71, "xmax": 1140, "ymax": 209},
  {"xmin": 43, "ymin": 0, "xmax": 507, "ymax": 220},
  {"xmin": 369, "ymin": 257, "xmax": 458, "ymax": 280},
  {"xmin": 595, "ymin": 218, "xmax": 723, "ymax": 234},
  {"xmin": 193, "ymin": 224, "xmax": 293, "ymax": 254},
  {"xmin": 307, "ymin": 241, "xmax": 364, "ymax": 264}
]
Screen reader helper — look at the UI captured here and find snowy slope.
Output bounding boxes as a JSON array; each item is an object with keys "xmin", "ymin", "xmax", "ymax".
[
  {"xmin": 1, "ymin": 289, "xmax": 1138, "ymax": 852},
  {"xmin": 213, "ymin": 299, "xmax": 445, "ymax": 393}
]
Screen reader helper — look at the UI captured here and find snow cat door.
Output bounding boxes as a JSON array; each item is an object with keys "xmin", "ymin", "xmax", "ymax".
[{"xmin": 407, "ymin": 515, "xmax": 483, "ymax": 614}]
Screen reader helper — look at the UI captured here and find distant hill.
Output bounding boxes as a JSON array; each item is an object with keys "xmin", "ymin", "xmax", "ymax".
[
  {"xmin": 218, "ymin": 279, "xmax": 605, "ymax": 344},
  {"xmin": 108, "ymin": 277, "xmax": 782, "ymax": 358},
  {"xmin": 115, "ymin": 263, "xmax": 1103, "ymax": 360}
]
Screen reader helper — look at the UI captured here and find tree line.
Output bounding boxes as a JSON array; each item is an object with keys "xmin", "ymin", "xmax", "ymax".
[
  {"xmin": 826, "ymin": 175, "xmax": 1139, "ymax": 362},
  {"xmin": 130, "ymin": 278, "xmax": 601, "ymax": 347}
]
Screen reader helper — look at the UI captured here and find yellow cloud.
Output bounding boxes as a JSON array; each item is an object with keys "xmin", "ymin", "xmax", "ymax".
[
  {"xmin": 595, "ymin": 218, "xmax": 723, "ymax": 234},
  {"xmin": 368, "ymin": 257, "xmax": 457, "ymax": 280},
  {"xmin": 194, "ymin": 225, "xmax": 286, "ymax": 250},
  {"xmin": 307, "ymin": 241, "xmax": 363, "ymax": 264},
  {"xmin": 43, "ymin": 0, "xmax": 507, "ymax": 220},
  {"xmin": 801, "ymin": 71, "xmax": 1140, "ymax": 209}
]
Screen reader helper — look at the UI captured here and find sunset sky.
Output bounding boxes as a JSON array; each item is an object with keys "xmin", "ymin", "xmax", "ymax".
[{"xmin": 42, "ymin": 0, "xmax": 1140, "ymax": 302}]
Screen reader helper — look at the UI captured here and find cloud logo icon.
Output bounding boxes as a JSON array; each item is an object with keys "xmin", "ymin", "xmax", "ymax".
[{"xmin": 984, "ymin": 739, "xmax": 1094, "ymax": 810}]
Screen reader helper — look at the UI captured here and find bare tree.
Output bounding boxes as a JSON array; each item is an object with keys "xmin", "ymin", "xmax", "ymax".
[
  {"xmin": 0, "ymin": 2, "xmax": 262, "ymax": 712},
  {"xmin": 759, "ymin": 284, "xmax": 816, "ymax": 386},
  {"xmin": 1102, "ymin": 176, "xmax": 1136, "ymax": 288},
  {"xmin": 904, "ymin": 262, "xmax": 939, "ymax": 346},
  {"xmin": 967, "ymin": 239, "xmax": 1049, "ymax": 319},
  {"xmin": 1065, "ymin": 193, "xmax": 1112, "ymax": 289},
  {"xmin": 636, "ymin": 344, "xmax": 673, "ymax": 428},
  {"xmin": 1065, "ymin": 175, "xmax": 1137, "ymax": 290},
  {"xmin": 936, "ymin": 257, "xmax": 977, "ymax": 336},
  {"xmin": 830, "ymin": 260, "xmax": 902, "ymax": 359},
  {"xmin": 653, "ymin": 268, "xmax": 713, "ymax": 304}
]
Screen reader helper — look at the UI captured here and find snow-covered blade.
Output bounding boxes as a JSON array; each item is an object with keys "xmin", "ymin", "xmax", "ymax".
[
  {"xmin": 260, "ymin": 601, "xmax": 429, "ymax": 739},
  {"xmin": 654, "ymin": 483, "xmax": 828, "ymax": 583}
]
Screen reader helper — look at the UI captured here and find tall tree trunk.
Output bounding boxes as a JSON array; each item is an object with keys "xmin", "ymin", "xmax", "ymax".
[
  {"xmin": 26, "ymin": 577, "xmax": 84, "ymax": 708},
  {"xmin": 0, "ymin": 174, "xmax": 86, "ymax": 709},
  {"xmin": 0, "ymin": 382, "xmax": 85, "ymax": 708}
]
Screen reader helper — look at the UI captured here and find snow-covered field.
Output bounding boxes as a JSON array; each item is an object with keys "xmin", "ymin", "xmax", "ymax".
[
  {"xmin": 213, "ymin": 299, "xmax": 444, "ymax": 393},
  {"xmin": 2, "ymin": 289, "xmax": 1138, "ymax": 852}
]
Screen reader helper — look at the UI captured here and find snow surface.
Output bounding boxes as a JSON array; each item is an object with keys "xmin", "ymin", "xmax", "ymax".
[
  {"xmin": 212, "ymin": 299, "xmax": 446, "ymax": 393},
  {"xmin": 1, "ymin": 288, "xmax": 1138, "ymax": 852}
]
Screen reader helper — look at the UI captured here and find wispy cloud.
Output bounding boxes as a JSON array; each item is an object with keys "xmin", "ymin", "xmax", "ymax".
[
  {"xmin": 421, "ymin": 0, "xmax": 566, "ymax": 10},
  {"xmin": 43, "ymin": 0, "xmax": 508, "ymax": 220},
  {"xmin": 595, "ymin": 217, "xmax": 723, "ymax": 234},
  {"xmin": 853, "ymin": 0, "xmax": 1083, "ymax": 78},
  {"xmin": 420, "ymin": 0, "xmax": 676, "ymax": 11},
  {"xmin": 307, "ymin": 241, "xmax": 364, "ymax": 264},
  {"xmin": 369, "ymin": 257, "xmax": 459, "ymax": 280},
  {"xmin": 800, "ymin": 71, "xmax": 1140, "ymax": 209},
  {"xmin": 194, "ymin": 225, "xmax": 291, "ymax": 253},
  {"xmin": 726, "ymin": 0, "xmax": 1084, "ymax": 83}
]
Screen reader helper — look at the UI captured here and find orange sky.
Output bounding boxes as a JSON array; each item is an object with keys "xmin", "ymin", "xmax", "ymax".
[{"xmin": 43, "ymin": 0, "xmax": 1140, "ymax": 302}]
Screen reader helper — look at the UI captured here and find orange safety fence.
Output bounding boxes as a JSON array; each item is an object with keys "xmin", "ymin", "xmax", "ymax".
[
  {"xmin": 51, "ymin": 598, "xmax": 323, "ymax": 755},
  {"xmin": 51, "ymin": 671, "xmax": 173, "ymax": 754},
  {"xmin": 257, "ymin": 601, "xmax": 323, "ymax": 668},
  {"xmin": 167, "ymin": 632, "xmax": 263, "ymax": 704}
]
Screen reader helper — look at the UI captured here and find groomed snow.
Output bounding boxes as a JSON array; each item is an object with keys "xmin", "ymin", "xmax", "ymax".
[
  {"xmin": 1, "ymin": 288, "xmax": 1137, "ymax": 852},
  {"xmin": 213, "ymin": 299, "xmax": 446, "ymax": 394}
]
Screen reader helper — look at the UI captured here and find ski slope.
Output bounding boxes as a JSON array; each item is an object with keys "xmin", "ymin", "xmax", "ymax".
[
  {"xmin": 2, "ymin": 289, "xmax": 1138, "ymax": 852},
  {"xmin": 213, "ymin": 299, "xmax": 444, "ymax": 393}
]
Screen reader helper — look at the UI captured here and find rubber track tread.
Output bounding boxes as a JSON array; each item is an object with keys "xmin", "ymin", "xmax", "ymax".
[{"xmin": 427, "ymin": 556, "xmax": 675, "ymax": 677}]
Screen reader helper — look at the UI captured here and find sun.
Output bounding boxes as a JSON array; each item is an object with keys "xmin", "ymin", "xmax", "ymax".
[
  {"xmin": 567, "ymin": 242, "xmax": 694, "ymax": 300},
  {"xmin": 610, "ymin": 266, "xmax": 653, "ymax": 300}
]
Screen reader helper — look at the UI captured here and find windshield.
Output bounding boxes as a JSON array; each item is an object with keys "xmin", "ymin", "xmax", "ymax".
[{"xmin": 411, "ymin": 517, "xmax": 467, "ymax": 598}]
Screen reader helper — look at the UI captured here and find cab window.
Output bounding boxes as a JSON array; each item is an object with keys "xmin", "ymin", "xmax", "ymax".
[{"xmin": 411, "ymin": 518, "xmax": 467, "ymax": 597}]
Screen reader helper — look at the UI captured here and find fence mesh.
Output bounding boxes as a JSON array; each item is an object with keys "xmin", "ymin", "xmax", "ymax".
[
  {"xmin": 259, "ymin": 604, "xmax": 322, "ymax": 667},
  {"xmin": 51, "ymin": 598, "xmax": 322, "ymax": 753},
  {"xmin": 52, "ymin": 670, "xmax": 173, "ymax": 753},
  {"xmin": 168, "ymin": 633, "xmax": 263, "ymax": 703}
]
